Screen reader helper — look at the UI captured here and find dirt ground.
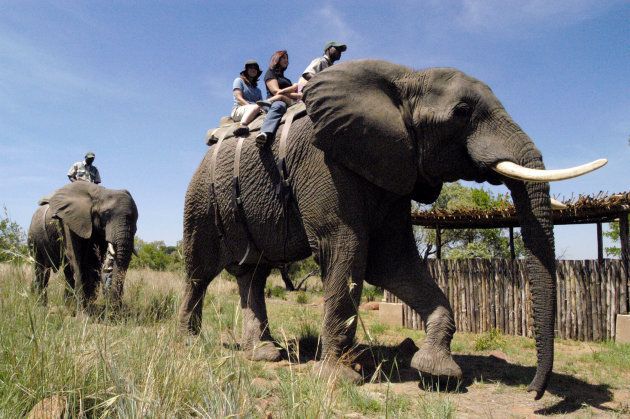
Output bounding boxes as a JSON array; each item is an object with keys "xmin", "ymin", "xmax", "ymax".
[{"xmin": 263, "ymin": 295, "xmax": 630, "ymax": 417}]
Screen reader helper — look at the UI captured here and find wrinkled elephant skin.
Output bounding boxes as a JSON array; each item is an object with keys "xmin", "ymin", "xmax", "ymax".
[{"xmin": 180, "ymin": 60, "xmax": 565, "ymax": 398}]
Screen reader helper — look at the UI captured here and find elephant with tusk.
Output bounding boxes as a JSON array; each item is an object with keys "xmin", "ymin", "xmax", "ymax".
[
  {"xmin": 28, "ymin": 182, "xmax": 138, "ymax": 312},
  {"xmin": 179, "ymin": 60, "xmax": 606, "ymax": 399}
]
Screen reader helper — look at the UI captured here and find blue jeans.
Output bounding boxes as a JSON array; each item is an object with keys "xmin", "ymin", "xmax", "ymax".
[{"xmin": 260, "ymin": 101, "xmax": 287, "ymax": 137}]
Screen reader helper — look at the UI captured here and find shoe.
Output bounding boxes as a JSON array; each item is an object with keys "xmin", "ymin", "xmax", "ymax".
[
  {"xmin": 233, "ymin": 124, "xmax": 249, "ymax": 137},
  {"xmin": 256, "ymin": 100, "xmax": 272, "ymax": 108},
  {"xmin": 255, "ymin": 132, "xmax": 269, "ymax": 148}
]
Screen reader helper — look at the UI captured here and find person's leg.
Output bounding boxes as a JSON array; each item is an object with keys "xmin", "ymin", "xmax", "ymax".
[
  {"xmin": 234, "ymin": 104, "xmax": 261, "ymax": 136},
  {"xmin": 256, "ymin": 101, "xmax": 287, "ymax": 147}
]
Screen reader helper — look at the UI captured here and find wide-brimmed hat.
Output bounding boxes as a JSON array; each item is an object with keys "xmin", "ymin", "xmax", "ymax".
[
  {"xmin": 324, "ymin": 41, "xmax": 347, "ymax": 53},
  {"xmin": 240, "ymin": 60, "xmax": 262, "ymax": 77}
]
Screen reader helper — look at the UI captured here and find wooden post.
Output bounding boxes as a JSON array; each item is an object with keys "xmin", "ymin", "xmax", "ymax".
[
  {"xmin": 620, "ymin": 214, "xmax": 629, "ymax": 313},
  {"xmin": 509, "ymin": 227, "xmax": 515, "ymax": 260},
  {"xmin": 597, "ymin": 222, "xmax": 604, "ymax": 264},
  {"xmin": 436, "ymin": 226, "xmax": 442, "ymax": 260}
]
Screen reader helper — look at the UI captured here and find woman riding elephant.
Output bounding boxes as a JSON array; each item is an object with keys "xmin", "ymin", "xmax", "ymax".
[
  {"xmin": 179, "ymin": 59, "xmax": 605, "ymax": 399},
  {"xmin": 28, "ymin": 181, "xmax": 138, "ymax": 312}
]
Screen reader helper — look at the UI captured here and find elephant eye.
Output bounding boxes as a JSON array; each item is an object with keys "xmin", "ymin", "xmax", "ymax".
[{"xmin": 453, "ymin": 102, "xmax": 473, "ymax": 118}]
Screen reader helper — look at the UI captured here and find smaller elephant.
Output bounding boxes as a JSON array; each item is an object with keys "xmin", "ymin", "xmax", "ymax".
[{"xmin": 28, "ymin": 182, "xmax": 138, "ymax": 311}]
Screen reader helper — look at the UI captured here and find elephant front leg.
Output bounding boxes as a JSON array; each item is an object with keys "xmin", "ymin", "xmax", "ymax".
[
  {"xmin": 315, "ymin": 237, "xmax": 366, "ymax": 383},
  {"xmin": 236, "ymin": 266, "xmax": 281, "ymax": 362},
  {"xmin": 367, "ymin": 207, "xmax": 462, "ymax": 381},
  {"xmin": 61, "ymin": 224, "xmax": 89, "ymax": 313},
  {"xmin": 385, "ymin": 276, "xmax": 462, "ymax": 380}
]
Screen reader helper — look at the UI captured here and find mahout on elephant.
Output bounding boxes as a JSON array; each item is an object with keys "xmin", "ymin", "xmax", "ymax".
[
  {"xmin": 179, "ymin": 59, "xmax": 605, "ymax": 399},
  {"xmin": 28, "ymin": 181, "xmax": 138, "ymax": 312}
]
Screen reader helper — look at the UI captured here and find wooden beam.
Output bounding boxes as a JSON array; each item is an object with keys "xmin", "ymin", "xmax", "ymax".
[
  {"xmin": 597, "ymin": 222, "xmax": 603, "ymax": 263},
  {"xmin": 509, "ymin": 227, "xmax": 515, "ymax": 260},
  {"xmin": 436, "ymin": 227, "xmax": 442, "ymax": 260}
]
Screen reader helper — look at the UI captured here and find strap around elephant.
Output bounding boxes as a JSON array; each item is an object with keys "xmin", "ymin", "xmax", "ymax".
[
  {"xmin": 208, "ymin": 132, "xmax": 236, "ymax": 260},
  {"xmin": 232, "ymin": 136, "xmax": 261, "ymax": 265},
  {"xmin": 276, "ymin": 109, "xmax": 296, "ymax": 198}
]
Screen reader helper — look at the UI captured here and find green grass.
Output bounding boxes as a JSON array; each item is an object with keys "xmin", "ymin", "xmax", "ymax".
[{"xmin": 2, "ymin": 264, "xmax": 629, "ymax": 416}]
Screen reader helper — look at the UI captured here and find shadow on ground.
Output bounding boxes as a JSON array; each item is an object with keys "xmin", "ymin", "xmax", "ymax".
[{"xmin": 277, "ymin": 335, "xmax": 615, "ymax": 415}]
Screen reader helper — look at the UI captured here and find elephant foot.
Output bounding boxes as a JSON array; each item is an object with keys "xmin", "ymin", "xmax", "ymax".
[
  {"xmin": 244, "ymin": 341, "xmax": 282, "ymax": 362},
  {"xmin": 411, "ymin": 346, "xmax": 462, "ymax": 380},
  {"xmin": 312, "ymin": 360, "xmax": 363, "ymax": 384}
]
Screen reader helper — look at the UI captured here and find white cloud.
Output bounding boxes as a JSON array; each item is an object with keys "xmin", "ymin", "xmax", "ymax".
[{"xmin": 456, "ymin": 0, "xmax": 621, "ymax": 32}]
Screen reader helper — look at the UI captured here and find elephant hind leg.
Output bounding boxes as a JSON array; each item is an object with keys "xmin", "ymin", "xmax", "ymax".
[
  {"xmin": 235, "ymin": 264, "xmax": 281, "ymax": 362},
  {"xmin": 178, "ymin": 270, "xmax": 219, "ymax": 335},
  {"xmin": 32, "ymin": 262, "xmax": 50, "ymax": 305}
]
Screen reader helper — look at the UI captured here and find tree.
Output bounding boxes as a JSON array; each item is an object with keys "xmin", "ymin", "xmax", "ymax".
[
  {"xmin": 130, "ymin": 238, "xmax": 183, "ymax": 271},
  {"xmin": 0, "ymin": 208, "xmax": 27, "ymax": 263},
  {"xmin": 604, "ymin": 214, "xmax": 629, "ymax": 257},
  {"xmin": 414, "ymin": 183, "xmax": 525, "ymax": 260}
]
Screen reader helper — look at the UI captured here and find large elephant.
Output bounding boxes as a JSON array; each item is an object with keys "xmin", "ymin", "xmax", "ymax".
[
  {"xmin": 179, "ymin": 60, "xmax": 604, "ymax": 399},
  {"xmin": 28, "ymin": 181, "xmax": 138, "ymax": 311}
]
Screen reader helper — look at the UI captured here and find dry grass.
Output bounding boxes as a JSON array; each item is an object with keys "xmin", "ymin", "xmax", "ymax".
[{"xmin": 1, "ymin": 263, "xmax": 629, "ymax": 417}]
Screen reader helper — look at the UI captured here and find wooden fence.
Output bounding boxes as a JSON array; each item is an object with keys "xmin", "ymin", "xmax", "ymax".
[{"xmin": 384, "ymin": 259, "xmax": 628, "ymax": 341}]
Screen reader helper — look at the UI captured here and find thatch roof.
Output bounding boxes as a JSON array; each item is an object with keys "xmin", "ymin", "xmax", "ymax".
[{"xmin": 412, "ymin": 192, "xmax": 630, "ymax": 229}]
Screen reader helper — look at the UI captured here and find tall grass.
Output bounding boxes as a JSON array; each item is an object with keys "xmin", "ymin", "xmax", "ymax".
[{"xmin": 0, "ymin": 264, "xmax": 431, "ymax": 417}]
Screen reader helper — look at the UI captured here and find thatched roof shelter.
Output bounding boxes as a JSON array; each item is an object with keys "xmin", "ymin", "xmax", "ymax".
[{"xmin": 411, "ymin": 192, "xmax": 630, "ymax": 263}]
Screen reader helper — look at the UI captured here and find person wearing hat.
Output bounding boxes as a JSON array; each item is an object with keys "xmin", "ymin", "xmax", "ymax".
[
  {"xmin": 67, "ymin": 152, "xmax": 101, "ymax": 184},
  {"xmin": 298, "ymin": 41, "xmax": 347, "ymax": 86},
  {"xmin": 232, "ymin": 60, "xmax": 264, "ymax": 136}
]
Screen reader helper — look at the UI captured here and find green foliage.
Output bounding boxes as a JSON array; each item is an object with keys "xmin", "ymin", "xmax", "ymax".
[
  {"xmin": 129, "ymin": 238, "xmax": 182, "ymax": 271},
  {"xmin": 363, "ymin": 285, "xmax": 382, "ymax": 302},
  {"xmin": 0, "ymin": 208, "xmax": 27, "ymax": 263},
  {"xmin": 604, "ymin": 214, "xmax": 628, "ymax": 257},
  {"xmin": 473, "ymin": 328, "xmax": 506, "ymax": 351},
  {"xmin": 287, "ymin": 255, "xmax": 319, "ymax": 279},
  {"xmin": 416, "ymin": 182, "xmax": 525, "ymax": 260},
  {"xmin": 295, "ymin": 291, "xmax": 309, "ymax": 304},
  {"xmin": 265, "ymin": 285, "xmax": 287, "ymax": 300}
]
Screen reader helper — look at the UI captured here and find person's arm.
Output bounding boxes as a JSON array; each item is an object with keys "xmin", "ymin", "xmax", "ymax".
[
  {"xmin": 67, "ymin": 164, "xmax": 77, "ymax": 182},
  {"xmin": 265, "ymin": 78, "xmax": 281, "ymax": 96},
  {"xmin": 233, "ymin": 89, "xmax": 250, "ymax": 106},
  {"xmin": 93, "ymin": 168, "xmax": 101, "ymax": 184},
  {"xmin": 276, "ymin": 83, "xmax": 298, "ymax": 96}
]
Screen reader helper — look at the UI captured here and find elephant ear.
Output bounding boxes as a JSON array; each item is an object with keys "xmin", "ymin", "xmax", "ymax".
[
  {"xmin": 303, "ymin": 60, "xmax": 417, "ymax": 196},
  {"xmin": 49, "ymin": 183, "xmax": 94, "ymax": 239}
]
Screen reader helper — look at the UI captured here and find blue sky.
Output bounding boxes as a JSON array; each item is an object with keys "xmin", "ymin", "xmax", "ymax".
[{"xmin": 1, "ymin": 1, "xmax": 628, "ymax": 259}]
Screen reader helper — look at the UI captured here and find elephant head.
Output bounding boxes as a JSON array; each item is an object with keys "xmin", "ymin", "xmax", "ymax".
[
  {"xmin": 49, "ymin": 181, "xmax": 138, "ymax": 304},
  {"xmin": 303, "ymin": 60, "xmax": 605, "ymax": 398}
]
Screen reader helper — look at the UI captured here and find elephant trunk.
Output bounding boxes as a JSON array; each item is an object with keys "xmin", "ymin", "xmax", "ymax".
[
  {"xmin": 107, "ymin": 228, "xmax": 134, "ymax": 305},
  {"xmin": 504, "ymin": 140, "xmax": 556, "ymax": 400}
]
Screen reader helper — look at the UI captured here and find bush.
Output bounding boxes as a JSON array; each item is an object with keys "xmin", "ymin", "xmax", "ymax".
[
  {"xmin": 473, "ymin": 328, "xmax": 506, "ymax": 351},
  {"xmin": 0, "ymin": 208, "xmax": 27, "ymax": 263},
  {"xmin": 130, "ymin": 238, "xmax": 182, "ymax": 271},
  {"xmin": 265, "ymin": 285, "xmax": 286, "ymax": 300},
  {"xmin": 295, "ymin": 291, "xmax": 309, "ymax": 304}
]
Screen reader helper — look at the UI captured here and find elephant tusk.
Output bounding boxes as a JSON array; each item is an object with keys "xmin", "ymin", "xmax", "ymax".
[
  {"xmin": 550, "ymin": 198, "xmax": 567, "ymax": 210},
  {"xmin": 107, "ymin": 242, "xmax": 116, "ymax": 257},
  {"xmin": 492, "ymin": 159, "xmax": 607, "ymax": 182}
]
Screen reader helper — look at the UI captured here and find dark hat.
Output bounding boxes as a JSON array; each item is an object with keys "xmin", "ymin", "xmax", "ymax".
[
  {"xmin": 324, "ymin": 41, "xmax": 347, "ymax": 53},
  {"xmin": 241, "ymin": 60, "xmax": 262, "ymax": 77},
  {"xmin": 85, "ymin": 151, "xmax": 95, "ymax": 159}
]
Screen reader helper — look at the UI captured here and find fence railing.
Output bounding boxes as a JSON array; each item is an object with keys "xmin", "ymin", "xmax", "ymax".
[{"xmin": 384, "ymin": 259, "xmax": 628, "ymax": 341}]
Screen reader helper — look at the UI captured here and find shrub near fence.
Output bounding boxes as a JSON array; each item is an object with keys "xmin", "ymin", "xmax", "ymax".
[{"xmin": 384, "ymin": 259, "xmax": 629, "ymax": 341}]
